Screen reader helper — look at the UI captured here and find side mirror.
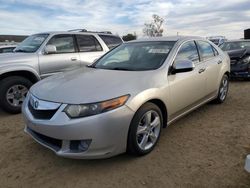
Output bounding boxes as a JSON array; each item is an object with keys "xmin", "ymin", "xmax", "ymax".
[
  {"xmin": 171, "ymin": 59, "xmax": 195, "ymax": 74},
  {"xmin": 44, "ymin": 45, "xmax": 57, "ymax": 54}
]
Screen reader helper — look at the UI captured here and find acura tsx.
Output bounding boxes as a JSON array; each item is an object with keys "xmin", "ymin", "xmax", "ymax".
[{"xmin": 22, "ymin": 36, "xmax": 230, "ymax": 159}]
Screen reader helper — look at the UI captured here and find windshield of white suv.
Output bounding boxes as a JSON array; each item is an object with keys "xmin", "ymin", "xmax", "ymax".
[
  {"xmin": 14, "ymin": 34, "xmax": 49, "ymax": 53},
  {"xmin": 93, "ymin": 41, "xmax": 175, "ymax": 71},
  {"xmin": 220, "ymin": 41, "xmax": 250, "ymax": 51}
]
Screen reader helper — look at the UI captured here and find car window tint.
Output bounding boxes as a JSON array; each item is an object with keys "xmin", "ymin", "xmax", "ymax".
[
  {"xmin": 98, "ymin": 35, "xmax": 122, "ymax": 49},
  {"xmin": 76, "ymin": 35, "xmax": 102, "ymax": 52},
  {"xmin": 175, "ymin": 41, "xmax": 199, "ymax": 63},
  {"xmin": 197, "ymin": 41, "xmax": 215, "ymax": 60},
  {"xmin": 47, "ymin": 35, "xmax": 75, "ymax": 53}
]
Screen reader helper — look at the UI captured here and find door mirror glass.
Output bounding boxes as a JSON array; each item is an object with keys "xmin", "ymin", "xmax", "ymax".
[
  {"xmin": 44, "ymin": 45, "xmax": 57, "ymax": 54},
  {"xmin": 172, "ymin": 59, "xmax": 195, "ymax": 74}
]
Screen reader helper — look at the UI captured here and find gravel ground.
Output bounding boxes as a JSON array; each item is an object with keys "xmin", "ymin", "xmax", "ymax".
[{"xmin": 0, "ymin": 81, "xmax": 250, "ymax": 188}]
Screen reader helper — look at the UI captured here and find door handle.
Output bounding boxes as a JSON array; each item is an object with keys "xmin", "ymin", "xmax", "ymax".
[
  {"xmin": 198, "ymin": 68, "xmax": 206, "ymax": 74},
  {"xmin": 217, "ymin": 60, "xmax": 222, "ymax": 64},
  {"xmin": 71, "ymin": 57, "xmax": 78, "ymax": 61}
]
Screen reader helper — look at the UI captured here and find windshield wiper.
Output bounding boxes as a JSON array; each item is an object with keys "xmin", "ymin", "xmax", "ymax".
[
  {"xmin": 111, "ymin": 67, "xmax": 133, "ymax": 71},
  {"xmin": 14, "ymin": 49, "xmax": 28, "ymax": 53}
]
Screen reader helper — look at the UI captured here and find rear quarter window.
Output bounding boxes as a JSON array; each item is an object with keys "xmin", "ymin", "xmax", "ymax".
[
  {"xmin": 76, "ymin": 35, "xmax": 102, "ymax": 52},
  {"xmin": 98, "ymin": 35, "xmax": 122, "ymax": 49}
]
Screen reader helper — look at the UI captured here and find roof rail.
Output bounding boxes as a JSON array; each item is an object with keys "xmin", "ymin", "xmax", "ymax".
[
  {"xmin": 68, "ymin": 29, "xmax": 87, "ymax": 32},
  {"xmin": 87, "ymin": 31, "xmax": 112, "ymax": 34},
  {"xmin": 68, "ymin": 29, "xmax": 112, "ymax": 34}
]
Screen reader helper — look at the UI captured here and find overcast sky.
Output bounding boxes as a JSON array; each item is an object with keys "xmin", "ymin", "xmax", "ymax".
[{"xmin": 0, "ymin": 0, "xmax": 249, "ymax": 39}]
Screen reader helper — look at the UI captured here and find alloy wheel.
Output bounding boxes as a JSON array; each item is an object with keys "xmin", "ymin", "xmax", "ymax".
[
  {"xmin": 136, "ymin": 110, "xmax": 161, "ymax": 151},
  {"xmin": 219, "ymin": 77, "xmax": 229, "ymax": 101},
  {"xmin": 6, "ymin": 84, "xmax": 28, "ymax": 107}
]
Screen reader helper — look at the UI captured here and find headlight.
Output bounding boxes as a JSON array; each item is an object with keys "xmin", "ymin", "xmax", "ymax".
[
  {"xmin": 242, "ymin": 56, "xmax": 250, "ymax": 63},
  {"xmin": 64, "ymin": 95, "xmax": 130, "ymax": 118}
]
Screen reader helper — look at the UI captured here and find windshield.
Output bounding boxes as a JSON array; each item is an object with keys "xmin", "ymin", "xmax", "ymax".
[
  {"xmin": 94, "ymin": 41, "xmax": 175, "ymax": 71},
  {"xmin": 220, "ymin": 41, "xmax": 250, "ymax": 51},
  {"xmin": 14, "ymin": 34, "xmax": 49, "ymax": 53}
]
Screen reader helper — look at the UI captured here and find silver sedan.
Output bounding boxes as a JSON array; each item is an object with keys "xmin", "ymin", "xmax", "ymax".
[{"xmin": 22, "ymin": 36, "xmax": 230, "ymax": 159}]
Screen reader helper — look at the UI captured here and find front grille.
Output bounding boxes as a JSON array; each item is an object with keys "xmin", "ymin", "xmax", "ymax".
[
  {"xmin": 27, "ymin": 127, "xmax": 62, "ymax": 151},
  {"xmin": 28, "ymin": 102, "xmax": 58, "ymax": 120}
]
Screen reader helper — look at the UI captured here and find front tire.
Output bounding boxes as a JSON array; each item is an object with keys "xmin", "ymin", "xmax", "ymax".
[
  {"xmin": 127, "ymin": 102, "xmax": 163, "ymax": 156},
  {"xmin": 0, "ymin": 76, "xmax": 32, "ymax": 114},
  {"xmin": 212, "ymin": 74, "xmax": 229, "ymax": 104}
]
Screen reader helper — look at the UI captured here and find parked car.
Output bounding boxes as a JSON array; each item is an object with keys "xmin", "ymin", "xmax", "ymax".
[
  {"xmin": 207, "ymin": 36, "xmax": 226, "ymax": 46},
  {"xmin": 220, "ymin": 40, "xmax": 250, "ymax": 79},
  {"xmin": 0, "ymin": 30, "xmax": 123, "ymax": 113},
  {"xmin": 22, "ymin": 36, "xmax": 230, "ymax": 159},
  {"xmin": 0, "ymin": 45, "xmax": 16, "ymax": 53}
]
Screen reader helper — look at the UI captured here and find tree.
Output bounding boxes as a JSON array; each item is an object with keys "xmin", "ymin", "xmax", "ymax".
[
  {"xmin": 122, "ymin": 33, "xmax": 137, "ymax": 41},
  {"xmin": 143, "ymin": 14, "xmax": 164, "ymax": 37}
]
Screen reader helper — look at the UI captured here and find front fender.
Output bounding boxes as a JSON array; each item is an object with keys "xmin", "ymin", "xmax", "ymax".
[
  {"xmin": 126, "ymin": 87, "xmax": 169, "ymax": 113},
  {"xmin": 0, "ymin": 64, "xmax": 40, "ymax": 81}
]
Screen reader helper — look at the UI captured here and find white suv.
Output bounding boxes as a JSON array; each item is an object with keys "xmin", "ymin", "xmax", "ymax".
[{"xmin": 0, "ymin": 30, "xmax": 123, "ymax": 113}]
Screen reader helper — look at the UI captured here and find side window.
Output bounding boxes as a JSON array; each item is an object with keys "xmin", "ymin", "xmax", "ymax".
[
  {"xmin": 47, "ymin": 35, "xmax": 76, "ymax": 53},
  {"xmin": 76, "ymin": 35, "xmax": 102, "ymax": 52},
  {"xmin": 197, "ymin": 41, "xmax": 215, "ymax": 60},
  {"xmin": 175, "ymin": 41, "xmax": 200, "ymax": 63},
  {"xmin": 98, "ymin": 35, "xmax": 122, "ymax": 49}
]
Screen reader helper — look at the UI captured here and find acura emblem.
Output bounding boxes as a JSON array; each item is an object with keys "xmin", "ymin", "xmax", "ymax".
[{"xmin": 34, "ymin": 100, "xmax": 39, "ymax": 109}]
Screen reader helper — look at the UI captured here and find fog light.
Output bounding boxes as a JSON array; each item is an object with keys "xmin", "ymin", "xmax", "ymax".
[
  {"xmin": 70, "ymin": 139, "xmax": 92, "ymax": 153},
  {"xmin": 79, "ymin": 140, "xmax": 91, "ymax": 151}
]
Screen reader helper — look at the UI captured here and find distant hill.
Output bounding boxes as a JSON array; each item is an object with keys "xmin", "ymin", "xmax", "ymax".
[{"xmin": 0, "ymin": 35, "xmax": 28, "ymax": 42}]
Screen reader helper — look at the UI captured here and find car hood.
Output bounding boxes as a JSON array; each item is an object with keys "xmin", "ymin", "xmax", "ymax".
[
  {"xmin": 226, "ymin": 49, "xmax": 249, "ymax": 59},
  {"xmin": 0, "ymin": 52, "xmax": 37, "ymax": 66},
  {"xmin": 30, "ymin": 67, "xmax": 161, "ymax": 104}
]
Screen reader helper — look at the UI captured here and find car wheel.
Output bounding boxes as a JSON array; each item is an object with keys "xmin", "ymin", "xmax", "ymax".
[
  {"xmin": 0, "ymin": 76, "xmax": 32, "ymax": 114},
  {"xmin": 127, "ymin": 102, "xmax": 163, "ymax": 156},
  {"xmin": 213, "ymin": 74, "xmax": 229, "ymax": 104}
]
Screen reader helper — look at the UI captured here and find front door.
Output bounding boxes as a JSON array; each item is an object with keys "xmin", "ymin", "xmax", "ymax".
[
  {"xmin": 39, "ymin": 34, "xmax": 80, "ymax": 78},
  {"xmin": 168, "ymin": 41, "xmax": 207, "ymax": 117}
]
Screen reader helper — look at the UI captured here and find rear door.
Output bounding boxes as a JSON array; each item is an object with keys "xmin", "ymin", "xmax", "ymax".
[
  {"xmin": 168, "ymin": 41, "xmax": 207, "ymax": 116},
  {"xmin": 75, "ymin": 34, "xmax": 106, "ymax": 65},
  {"xmin": 39, "ymin": 34, "xmax": 80, "ymax": 78},
  {"xmin": 196, "ymin": 40, "xmax": 222, "ymax": 95}
]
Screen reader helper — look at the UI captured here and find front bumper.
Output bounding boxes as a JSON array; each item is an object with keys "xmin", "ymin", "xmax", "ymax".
[{"xmin": 22, "ymin": 98, "xmax": 135, "ymax": 159}]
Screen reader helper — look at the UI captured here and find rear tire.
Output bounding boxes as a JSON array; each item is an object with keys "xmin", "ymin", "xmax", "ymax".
[
  {"xmin": 127, "ymin": 102, "xmax": 163, "ymax": 156},
  {"xmin": 0, "ymin": 76, "xmax": 32, "ymax": 114},
  {"xmin": 212, "ymin": 74, "xmax": 229, "ymax": 104}
]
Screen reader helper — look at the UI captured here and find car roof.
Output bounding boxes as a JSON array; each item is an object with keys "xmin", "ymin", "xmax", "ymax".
[
  {"xmin": 127, "ymin": 36, "xmax": 205, "ymax": 43},
  {"xmin": 34, "ymin": 31, "xmax": 120, "ymax": 37}
]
